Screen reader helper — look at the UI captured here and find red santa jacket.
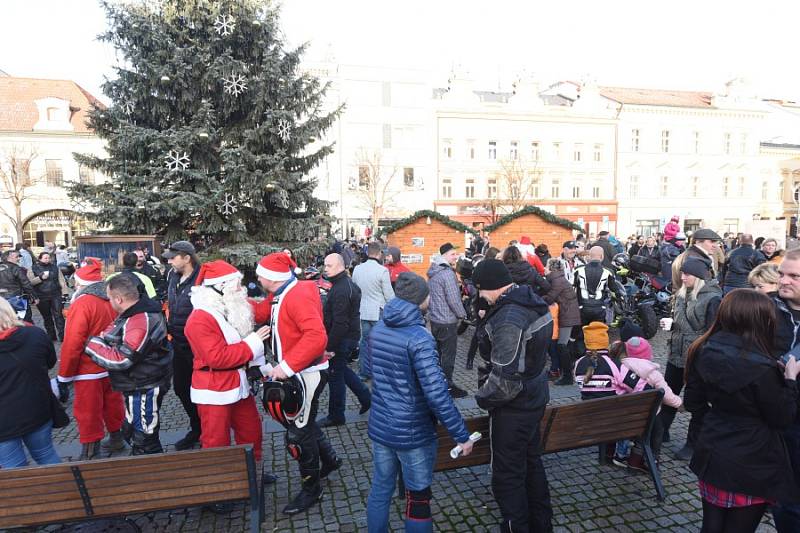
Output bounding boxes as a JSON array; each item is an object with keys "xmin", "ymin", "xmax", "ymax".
[
  {"xmin": 252, "ymin": 279, "xmax": 328, "ymax": 377},
  {"xmin": 185, "ymin": 289, "xmax": 265, "ymax": 405},
  {"xmin": 385, "ymin": 262, "xmax": 411, "ymax": 285},
  {"xmin": 58, "ymin": 282, "xmax": 117, "ymax": 383}
]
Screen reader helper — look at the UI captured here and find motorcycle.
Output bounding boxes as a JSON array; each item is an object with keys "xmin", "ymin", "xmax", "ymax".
[
  {"xmin": 302, "ymin": 266, "xmax": 331, "ymax": 304},
  {"xmin": 610, "ymin": 254, "xmax": 660, "ymax": 339}
]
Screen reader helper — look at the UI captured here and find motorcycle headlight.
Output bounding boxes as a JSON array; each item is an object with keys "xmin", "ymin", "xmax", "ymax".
[{"xmin": 656, "ymin": 292, "xmax": 670, "ymax": 303}]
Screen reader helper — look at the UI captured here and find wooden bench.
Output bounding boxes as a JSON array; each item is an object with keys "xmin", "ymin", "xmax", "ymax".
[
  {"xmin": 0, "ymin": 446, "xmax": 264, "ymax": 532},
  {"xmin": 434, "ymin": 389, "xmax": 667, "ymax": 500}
]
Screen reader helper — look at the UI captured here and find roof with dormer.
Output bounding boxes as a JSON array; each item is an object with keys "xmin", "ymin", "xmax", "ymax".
[{"xmin": 0, "ymin": 76, "xmax": 105, "ymax": 133}]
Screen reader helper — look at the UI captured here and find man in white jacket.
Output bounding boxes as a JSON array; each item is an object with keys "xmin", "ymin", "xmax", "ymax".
[{"xmin": 352, "ymin": 242, "xmax": 394, "ymax": 381}]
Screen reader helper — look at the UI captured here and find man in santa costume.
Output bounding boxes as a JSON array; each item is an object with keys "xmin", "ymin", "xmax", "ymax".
[
  {"xmin": 254, "ymin": 252, "xmax": 340, "ymax": 515},
  {"xmin": 183, "ymin": 260, "xmax": 270, "ymax": 464},
  {"xmin": 58, "ymin": 258, "xmax": 125, "ymax": 459}
]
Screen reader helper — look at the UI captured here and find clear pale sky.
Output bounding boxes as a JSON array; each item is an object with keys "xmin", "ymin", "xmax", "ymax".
[{"xmin": 2, "ymin": 0, "xmax": 798, "ymax": 104}]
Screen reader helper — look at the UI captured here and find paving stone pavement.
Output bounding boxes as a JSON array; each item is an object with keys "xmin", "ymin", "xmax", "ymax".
[{"xmin": 20, "ymin": 309, "xmax": 780, "ymax": 532}]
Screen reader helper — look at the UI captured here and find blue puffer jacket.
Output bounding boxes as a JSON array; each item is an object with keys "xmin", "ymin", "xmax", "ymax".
[{"xmin": 367, "ymin": 297, "xmax": 470, "ymax": 450}]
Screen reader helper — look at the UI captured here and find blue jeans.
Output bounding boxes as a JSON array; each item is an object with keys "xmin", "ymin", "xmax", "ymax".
[
  {"xmin": 328, "ymin": 340, "xmax": 371, "ymax": 423},
  {"xmin": 367, "ymin": 440, "xmax": 437, "ymax": 533},
  {"xmin": 359, "ymin": 319, "xmax": 378, "ymax": 380},
  {"xmin": 0, "ymin": 420, "xmax": 61, "ymax": 468}
]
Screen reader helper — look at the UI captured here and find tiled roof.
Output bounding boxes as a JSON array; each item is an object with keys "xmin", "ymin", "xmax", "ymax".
[
  {"xmin": 597, "ymin": 86, "xmax": 713, "ymax": 108},
  {"xmin": 0, "ymin": 77, "xmax": 105, "ymax": 133}
]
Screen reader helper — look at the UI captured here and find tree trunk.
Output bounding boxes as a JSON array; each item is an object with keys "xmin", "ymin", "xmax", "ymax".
[{"xmin": 14, "ymin": 202, "xmax": 23, "ymax": 244}]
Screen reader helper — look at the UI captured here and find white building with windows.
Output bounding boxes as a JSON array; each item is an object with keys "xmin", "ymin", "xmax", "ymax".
[{"xmin": 0, "ymin": 75, "xmax": 106, "ymax": 248}]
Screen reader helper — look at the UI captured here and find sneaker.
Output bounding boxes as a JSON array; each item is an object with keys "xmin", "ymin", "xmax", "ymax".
[
  {"xmin": 449, "ymin": 385, "xmax": 468, "ymax": 399},
  {"xmin": 611, "ymin": 455, "xmax": 628, "ymax": 468}
]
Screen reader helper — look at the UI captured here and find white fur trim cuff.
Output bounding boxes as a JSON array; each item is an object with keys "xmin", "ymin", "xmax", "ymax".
[
  {"xmin": 243, "ymin": 332, "xmax": 265, "ymax": 362},
  {"xmin": 278, "ymin": 360, "xmax": 296, "ymax": 378},
  {"xmin": 256, "ymin": 264, "xmax": 292, "ymax": 281}
]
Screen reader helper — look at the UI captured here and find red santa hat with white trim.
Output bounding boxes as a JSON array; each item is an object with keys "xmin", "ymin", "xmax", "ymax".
[
  {"xmin": 256, "ymin": 252, "xmax": 297, "ymax": 282},
  {"xmin": 194, "ymin": 260, "xmax": 242, "ymax": 287},
  {"xmin": 74, "ymin": 257, "xmax": 103, "ymax": 285}
]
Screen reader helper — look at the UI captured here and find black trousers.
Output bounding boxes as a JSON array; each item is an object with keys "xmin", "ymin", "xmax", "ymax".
[
  {"xmin": 431, "ymin": 322, "xmax": 458, "ymax": 385},
  {"xmin": 658, "ymin": 362, "xmax": 702, "ymax": 447},
  {"xmin": 490, "ymin": 405, "xmax": 553, "ymax": 533},
  {"xmin": 37, "ymin": 297, "xmax": 65, "ymax": 340},
  {"xmin": 122, "ymin": 386, "xmax": 167, "ymax": 455},
  {"xmin": 172, "ymin": 351, "xmax": 201, "ymax": 435}
]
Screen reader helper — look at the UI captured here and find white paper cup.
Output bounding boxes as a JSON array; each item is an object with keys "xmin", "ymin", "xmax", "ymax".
[{"xmin": 660, "ymin": 318, "xmax": 673, "ymax": 331}]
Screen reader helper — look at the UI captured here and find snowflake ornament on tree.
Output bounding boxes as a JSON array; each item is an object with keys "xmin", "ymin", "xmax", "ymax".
[
  {"xmin": 222, "ymin": 73, "xmax": 247, "ymax": 96},
  {"xmin": 277, "ymin": 119, "xmax": 291, "ymax": 142},
  {"xmin": 214, "ymin": 14, "xmax": 235, "ymax": 36},
  {"xmin": 217, "ymin": 193, "xmax": 237, "ymax": 216},
  {"xmin": 165, "ymin": 150, "xmax": 190, "ymax": 172},
  {"xmin": 119, "ymin": 100, "xmax": 134, "ymax": 116}
]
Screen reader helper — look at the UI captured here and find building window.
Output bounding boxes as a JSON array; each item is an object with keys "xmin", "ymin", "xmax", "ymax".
[
  {"xmin": 383, "ymin": 123, "xmax": 392, "ymax": 149},
  {"xmin": 467, "ymin": 141, "xmax": 475, "ymax": 160},
  {"xmin": 723, "ymin": 218, "xmax": 739, "ymax": 235},
  {"xmin": 441, "ymin": 178, "xmax": 452, "ymax": 198},
  {"xmin": 631, "ymin": 129, "xmax": 640, "ymax": 152},
  {"xmin": 403, "ymin": 167, "xmax": 414, "ymax": 189},
  {"xmin": 630, "ymin": 175, "xmax": 639, "ymax": 197},
  {"xmin": 660, "ymin": 176, "xmax": 668, "ymax": 196},
  {"xmin": 694, "ymin": 131, "xmax": 700, "ymax": 154},
  {"xmin": 661, "ymin": 130, "xmax": 670, "ymax": 153},
  {"xmin": 762, "ymin": 180, "xmax": 769, "ymax": 201},
  {"xmin": 740, "ymin": 133, "xmax": 747, "ymax": 155},
  {"xmin": 46, "ymin": 107, "xmax": 59, "ymax": 121},
  {"xmin": 510, "ymin": 141, "xmax": 518, "ymax": 160},
  {"xmin": 531, "ymin": 142, "xmax": 540, "ymax": 161},
  {"xmin": 551, "ymin": 178, "xmax": 560, "ymax": 198},
  {"xmin": 465, "ymin": 178, "xmax": 475, "ymax": 199},
  {"xmin": 510, "ymin": 182, "xmax": 520, "ymax": 198},
  {"xmin": 636, "ymin": 219, "xmax": 660, "ymax": 237},
  {"xmin": 79, "ymin": 165, "xmax": 95, "ymax": 185},
  {"xmin": 593, "ymin": 144, "xmax": 602, "ymax": 162},
  {"xmin": 572, "ymin": 185, "xmax": 581, "ymax": 198},
  {"xmin": 691, "ymin": 176, "xmax": 700, "ymax": 198},
  {"xmin": 724, "ymin": 133, "xmax": 731, "ymax": 155},
  {"xmin": 488, "ymin": 141, "xmax": 497, "ymax": 160},
  {"xmin": 530, "ymin": 174, "xmax": 540, "ymax": 198},
  {"xmin": 443, "ymin": 139, "xmax": 452, "ymax": 159},
  {"xmin": 487, "ymin": 178, "xmax": 497, "ymax": 198},
  {"xmin": 723, "ymin": 176, "xmax": 730, "ymax": 197},
  {"xmin": 45, "ymin": 160, "xmax": 63, "ymax": 187},
  {"xmin": 552, "ymin": 142, "xmax": 561, "ymax": 160},
  {"xmin": 358, "ymin": 165, "xmax": 370, "ymax": 189},
  {"xmin": 592, "ymin": 184, "xmax": 600, "ymax": 198},
  {"xmin": 573, "ymin": 143, "xmax": 582, "ymax": 162},
  {"xmin": 738, "ymin": 176, "xmax": 745, "ymax": 197}
]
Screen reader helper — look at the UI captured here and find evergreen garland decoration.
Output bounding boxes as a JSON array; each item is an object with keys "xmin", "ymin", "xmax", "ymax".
[
  {"xmin": 484, "ymin": 205, "xmax": 582, "ymax": 233},
  {"xmin": 378, "ymin": 210, "xmax": 478, "ymax": 237}
]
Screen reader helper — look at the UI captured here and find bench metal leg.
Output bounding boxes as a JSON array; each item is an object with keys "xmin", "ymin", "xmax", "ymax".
[
  {"xmin": 244, "ymin": 448, "xmax": 261, "ymax": 533},
  {"xmin": 642, "ymin": 444, "xmax": 666, "ymax": 501},
  {"xmin": 597, "ymin": 443, "xmax": 608, "ymax": 465}
]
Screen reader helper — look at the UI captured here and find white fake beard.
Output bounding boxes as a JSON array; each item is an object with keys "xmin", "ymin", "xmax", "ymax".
[{"xmin": 221, "ymin": 281, "xmax": 254, "ymax": 338}]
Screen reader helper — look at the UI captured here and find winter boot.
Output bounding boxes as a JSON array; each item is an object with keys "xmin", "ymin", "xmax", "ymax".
[
  {"xmin": 282, "ymin": 469, "xmax": 323, "ymax": 515},
  {"xmin": 627, "ymin": 450, "xmax": 648, "ymax": 474},
  {"xmin": 79, "ymin": 440, "xmax": 102, "ymax": 460},
  {"xmin": 100, "ymin": 430, "xmax": 127, "ymax": 453},
  {"xmin": 554, "ymin": 345, "xmax": 574, "ymax": 386},
  {"xmin": 318, "ymin": 436, "xmax": 342, "ymax": 480},
  {"xmin": 174, "ymin": 430, "xmax": 200, "ymax": 451}
]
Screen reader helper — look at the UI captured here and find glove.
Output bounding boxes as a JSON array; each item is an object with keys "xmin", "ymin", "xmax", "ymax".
[{"xmin": 58, "ymin": 381, "xmax": 71, "ymax": 403}]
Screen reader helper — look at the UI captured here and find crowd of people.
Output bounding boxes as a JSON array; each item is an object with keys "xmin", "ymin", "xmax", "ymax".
[{"xmin": 0, "ymin": 218, "xmax": 800, "ymax": 532}]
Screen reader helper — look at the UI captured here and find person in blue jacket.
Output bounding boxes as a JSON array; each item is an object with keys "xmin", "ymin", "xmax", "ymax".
[{"xmin": 365, "ymin": 272, "xmax": 473, "ymax": 533}]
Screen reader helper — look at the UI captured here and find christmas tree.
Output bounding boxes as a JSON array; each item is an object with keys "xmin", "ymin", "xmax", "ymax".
[{"xmin": 72, "ymin": 0, "xmax": 339, "ymax": 263}]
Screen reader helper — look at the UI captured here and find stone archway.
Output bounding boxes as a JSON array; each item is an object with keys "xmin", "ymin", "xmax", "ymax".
[{"xmin": 22, "ymin": 209, "xmax": 94, "ymax": 249}]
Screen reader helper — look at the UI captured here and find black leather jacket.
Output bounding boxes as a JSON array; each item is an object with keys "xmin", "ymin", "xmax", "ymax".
[
  {"xmin": 31, "ymin": 262, "xmax": 61, "ymax": 299},
  {"xmin": 167, "ymin": 267, "xmax": 200, "ymax": 356},
  {"xmin": 323, "ymin": 270, "xmax": 361, "ymax": 352},
  {"xmin": 0, "ymin": 261, "xmax": 35, "ymax": 300}
]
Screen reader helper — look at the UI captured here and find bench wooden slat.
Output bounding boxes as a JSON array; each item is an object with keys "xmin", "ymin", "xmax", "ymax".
[
  {"xmin": 85, "ymin": 470, "xmax": 251, "ymax": 496},
  {"xmin": 89, "ymin": 480, "xmax": 251, "ymax": 510},
  {"xmin": 0, "ymin": 469, "xmax": 76, "ymax": 490},
  {"xmin": 79, "ymin": 455, "xmax": 246, "ymax": 483},
  {"xmin": 79, "ymin": 462, "xmax": 247, "ymax": 490}
]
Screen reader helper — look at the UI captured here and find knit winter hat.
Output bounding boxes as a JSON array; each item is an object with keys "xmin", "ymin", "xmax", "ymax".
[
  {"xmin": 394, "ymin": 272, "xmax": 429, "ymax": 305},
  {"xmin": 472, "ymin": 259, "xmax": 513, "ymax": 291},
  {"xmin": 74, "ymin": 257, "xmax": 103, "ymax": 285},
  {"xmin": 620, "ymin": 319, "xmax": 644, "ymax": 343},
  {"xmin": 256, "ymin": 252, "xmax": 297, "ymax": 282},
  {"xmin": 681, "ymin": 257, "xmax": 712, "ymax": 280},
  {"xmin": 194, "ymin": 260, "xmax": 242, "ymax": 287},
  {"xmin": 670, "ymin": 215, "xmax": 679, "ymax": 222},
  {"xmin": 625, "ymin": 336, "xmax": 653, "ymax": 361},
  {"xmin": 583, "ymin": 322, "xmax": 609, "ymax": 350}
]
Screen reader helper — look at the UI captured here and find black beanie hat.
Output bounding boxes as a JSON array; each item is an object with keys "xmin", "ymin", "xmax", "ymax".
[
  {"xmin": 681, "ymin": 257, "xmax": 712, "ymax": 280},
  {"xmin": 620, "ymin": 319, "xmax": 644, "ymax": 343},
  {"xmin": 395, "ymin": 272, "xmax": 429, "ymax": 305},
  {"xmin": 472, "ymin": 259, "xmax": 513, "ymax": 290}
]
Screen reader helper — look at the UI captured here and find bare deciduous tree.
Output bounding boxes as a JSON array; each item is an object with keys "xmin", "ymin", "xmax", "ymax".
[
  {"xmin": 483, "ymin": 157, "xmax": 542, "ymax": 219},
  {"xmin": 352, "ymin": 148, "xmax": 399, "ymax": 231},
  {"xmin": 0, "ymin": 146, "xmax": 43, "ymax": 243}
]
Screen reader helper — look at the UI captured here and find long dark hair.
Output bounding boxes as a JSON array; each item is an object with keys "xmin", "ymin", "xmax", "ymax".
[
  {"xmin": 502, "ymin": 246, "xmax": 524, "ymax": 264},
  {"xmin": 685, "ymin": 288, "xmax": 776, "ymax": 379}
]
